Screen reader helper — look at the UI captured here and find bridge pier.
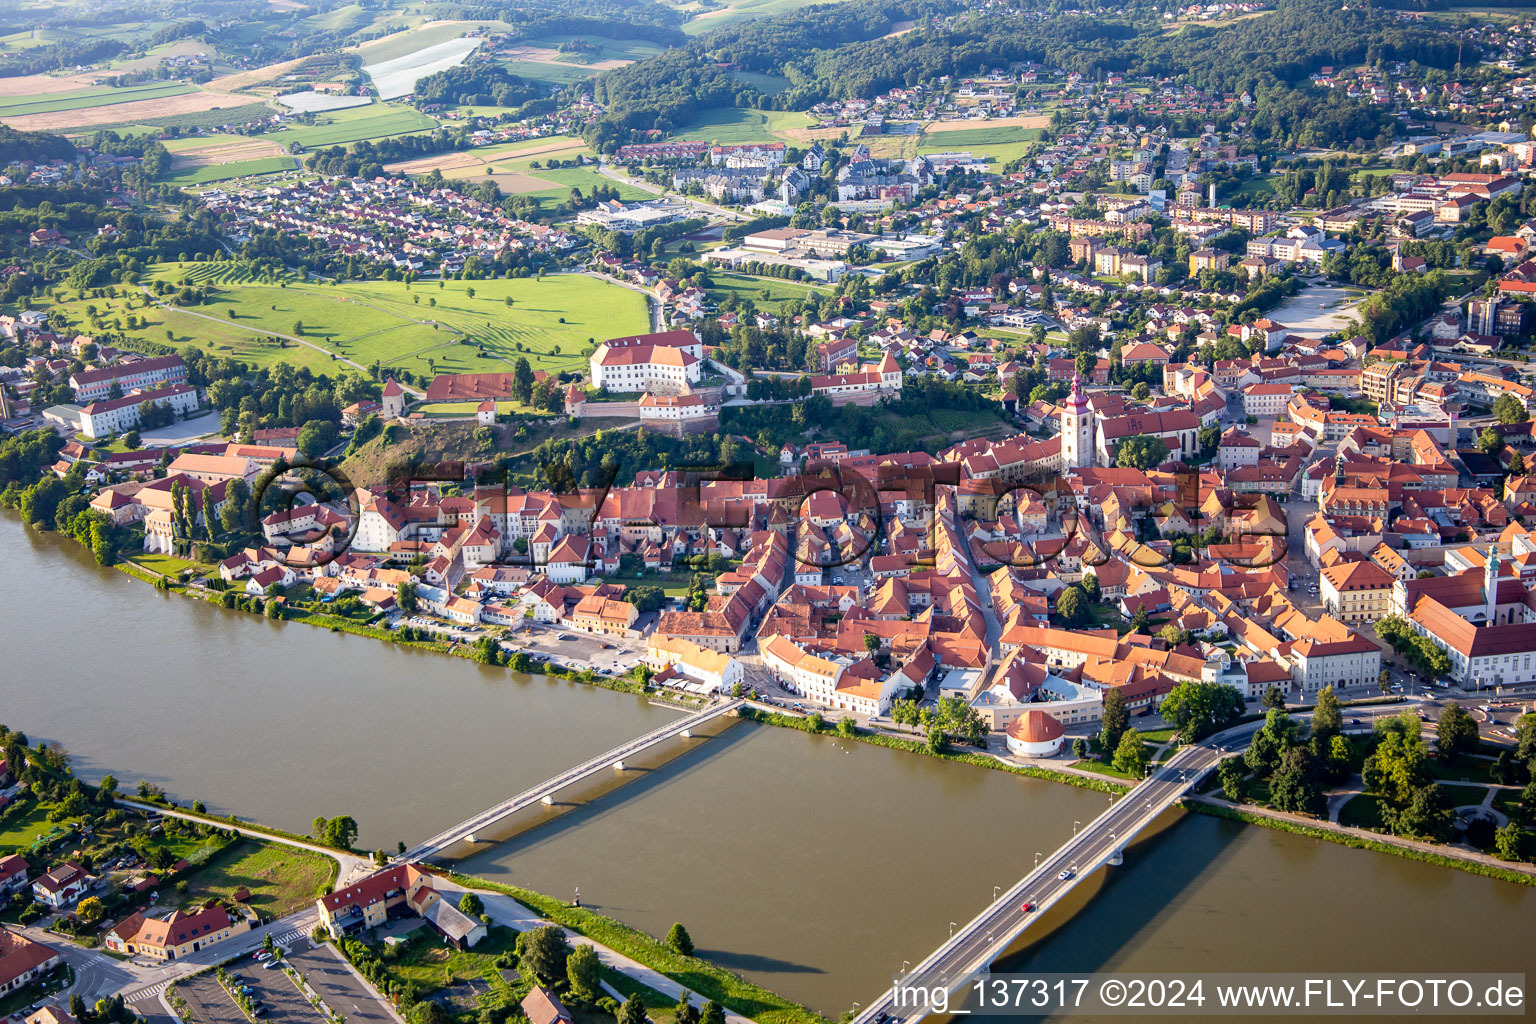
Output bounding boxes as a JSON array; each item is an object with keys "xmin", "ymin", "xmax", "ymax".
[
  {"xmin": 681, "ymin": 729, "xmax": 692, "ymax": 738},
  {"xmin": 540, "ymin": 795, "xmax": 554, "ymax": 806},
  {"xmin": 613, "ymin": 760, "xmax": 625, "ymax": 771},
  {"xmin": 1107, "ymin": 847, "xmax": 1124, "ymax": 866},
  {"xmin": 466, "ymin": 833, "xmax": 477, "ymax": 844}
]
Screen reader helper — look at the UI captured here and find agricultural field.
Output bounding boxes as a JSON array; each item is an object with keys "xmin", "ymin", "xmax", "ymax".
[
  {"xmin": 0, "ymin": 81, "xmax": 194, "ymax": 120},
  {"xmin": 85, "ymin": 101, "xmax": 278, "ymax": 136},
  {"xmin": 163, "ymin": 135, "xmax": 293, "ymax": 185},
  {"xmin": 676, "ymin": 0, "xmax": 858, "ymax": 35},
  {"xmin": 669, "ymin": 106, "xmax": 816, "ymax": 144},
  {"xmin": 350, "ymin": 20, "xmax": 509, "ymax": 64},
  {"xmin": 164, "ymin": 155, "xmax": 299, "ymax": 186},
  {"xmin": 362, "ymin": 36, "xmax": 483, "ymax": 100},
  {"xmin": 139, "ymin": 263, "xmax": 649, "ymax": 377},
  {"xmin": 384, "ymin": 135, "xmax": 590, "ymax": 178},
  {"xmin": 266, "ymin": 102, "xmax": 439, "ymax": 151},
  {"xmin": 0, "ymin": 80, "xmax": 256, "ymax": 133},
  {"xmin": 498, "ymin": 60, "xmax": 600, "ymax": 87}
]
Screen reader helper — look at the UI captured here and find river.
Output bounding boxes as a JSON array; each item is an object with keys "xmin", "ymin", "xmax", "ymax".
[
  {"xmin": 0, "ymin": 517, "xmax": 679, "ymax": 850},
  {"xmin": 4, "ymin": 518, "xmax": 1534, "ymax": 1018}
]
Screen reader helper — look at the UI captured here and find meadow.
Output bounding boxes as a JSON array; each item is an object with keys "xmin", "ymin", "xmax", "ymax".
[
  {"xmin": 163, "ymin": 156, "xmax": 299, "ymax": 185},
  {"xmin": 669, "ymin": 106, "xmax": 814, "ymax": 144},
  {"xmin": 139, "ymin": 263, "xmax": 649, "ymax": 376},
  {"xmin": 266, "ymin": 103, "xmax": 439, "ymax": 150},
  {"xmin": 705, "ymin": 271, "xmax": 830, "ymax": 311}
]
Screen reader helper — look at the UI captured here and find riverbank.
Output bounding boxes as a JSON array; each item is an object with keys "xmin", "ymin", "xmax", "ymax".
[
  {"xmin": 1185, "ymin": 796, "xmax": 1536, "ymax": 887},
  {"xmin": 736, "ymin": 706, "xmax": 1130, "ymax": 795},
  {"xmin": 442, "ymin": 872, "xmax": 827, "ymax": 1024}
]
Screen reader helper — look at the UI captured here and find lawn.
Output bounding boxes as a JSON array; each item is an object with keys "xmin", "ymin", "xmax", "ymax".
[
  {"xmin": 1224, "ymin": 175, "xmax": 1282, "ymax": 203},
  {"xmin": 164, "ymin": 156, "xmax": 298, "ymax": 186},
  {"xmin": 704, "ymin": 271, "xmax": 829, "ymax": 311},
  {"xmin": 498, "ymin": 60, "xmax": 601, "ymax": 87},
  {"xmin": 0, "ymin": 81, "xmax": 194, "ymax": 118},
  {"xmin": 130, "ymin": 553, "xmax": 212, "ymax": 577},
  {"xmin": 1427, "ymin": 756, "xmax": 1496, "ymax": 785},
  {"xmin": 1336, "ymin": 792, "xmax": 1389, "ymax": 830},
  {"xmin": 416, "ymin": 400, "xmax": 553, "ymax": 417},
  {"xmin": 176, "ymin": 839, "xmax": 335, "ymax": 917},
  {"xmin": 268, "ymin": 104, "xmax": 439, "ymax": 150},
  {"xmin": 0, "ymin": 801, "xmax": 52, "ymax": 856},
  {"xmin": 1436, "ymin": 783, "xmax": 1488, "ymax": 807},
  {"xmin": 143, "ymin": 265, "xmax": 649, "ymax": 376}
]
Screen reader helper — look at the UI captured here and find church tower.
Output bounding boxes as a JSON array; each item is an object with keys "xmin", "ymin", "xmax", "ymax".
[
  {"xmin": 1484, "ymin": 544, "xmax": 1500, "ymax": 624},
  {"xmin": 1062, "ymin": 370, "xmax": 1093, "ymax": 470}
]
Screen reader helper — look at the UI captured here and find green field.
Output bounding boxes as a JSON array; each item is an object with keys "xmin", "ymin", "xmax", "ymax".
[
  {"xmin": 920, "ymin": 125, "xmax": 1041, "ymax": 148},
  {"xmin": 142, "ymin": 264, "xmax": 649, "ymax": 375},
  {"xmin": 351, "ymin": 20, "xmax": 512, "ymax": 63},
  {"xmin": 268, "ymin": 104, "xmax": 439, "ymax": 150},
  {"xmin": 670, "ymin": 106, "xmax": 811, "ymax": 144},
  {"xmin": 498, "ymin": 59, "xmax": 599, "ymax": 86},
  {"xmin": 730, "ymin": 70, "xmax": 791, "ymax": 96},
  {"xmin": 0, "ymin": 801, "xmax": 51, "ymax": 855},
  {"xmin": 165, "ymin": 156, "xmax": 299, "ymax": 185},
  {"xmin": 521, "ymin": 34, "xmax": 667, "ymax": 63},
  {"xmin": 705, "ymin": 271, "xmax": 829, "ymax": 311},
  {"xmin": 514, "ymin": 165, "xmax": 654, "ymax": 205},
  {"xmin": 176, "ymin": 838, "xmax": 335, "ymax": 917},
  {"xmin": 82, "ymin": 101, "xmax": 278, "ymax": 136},
  {"xmin": 0, "ymin": 81, "xmax": 194, "ymax": 118},
  {"xmin": 678, "ymin": 0, "xmax": 857, "ymax": 35}
]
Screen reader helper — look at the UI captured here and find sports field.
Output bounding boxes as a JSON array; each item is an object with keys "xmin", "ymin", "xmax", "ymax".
[{"xmin": 140, "ymin": 264, "xmax": 649, "ymax": 376}]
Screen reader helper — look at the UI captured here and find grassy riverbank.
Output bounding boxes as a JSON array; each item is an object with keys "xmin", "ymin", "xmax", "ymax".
[
  {"xmin": 445, "ymin": 872, "xmax": 828, "ymax": 1024},
  {"xmin": 736, "ymin": 706, "xmax": 1130, "ymax": 795},
  {"xmin": 1185, "ymin": 801, "xmax": 1536, "ymax": 887}
]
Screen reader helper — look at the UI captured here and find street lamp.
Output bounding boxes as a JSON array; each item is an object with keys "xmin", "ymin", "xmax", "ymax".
[
  {"xmin": 993, "ymin": 885, "xmax": 1002, "ymax": 902},
  {"xmin": 1035, "ymin": 851, "xmax": 1042, "ymax": 868},
  {"xmin": 1073, "ymin": 819, "xmax": 1082, "ymax": 838},
  {"xmin": 901, "ymin": 961, "xmax": 910, "ymax": 975},
  {"xmin": 949, "ymin": 922, "xmax": 959, "ymax": 938}
]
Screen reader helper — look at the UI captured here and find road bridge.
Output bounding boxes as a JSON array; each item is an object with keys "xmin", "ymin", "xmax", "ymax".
[
  {"xmin": 852, "ymin": 723, "xmax": 1260, "ymax": 1024},
  {"xmin": 401, "ymin": 699, "xmax": 744, "ymax": 862}
]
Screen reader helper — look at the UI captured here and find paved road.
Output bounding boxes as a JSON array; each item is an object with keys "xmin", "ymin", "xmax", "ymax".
[
  {"xmin": 596, "ymin": 161, "xmax": 751, "ymax": 223},
  {"xmin": 854, "ymin": 736, "xmax": 1243, "ymax": 1024},
  {"xmin": 286, "ymin": 943, "xmax": 400, "ymax": 1024}
]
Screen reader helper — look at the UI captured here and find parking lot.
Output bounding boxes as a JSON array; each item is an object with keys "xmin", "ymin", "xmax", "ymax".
[
  {"xmin": 231, "ymin": 954, "xmax": 324, "ymax": 1024},
  {"xmin": 177, "ymin": 974, "xmax": 253, "ymax": 1024},
  {"xmin": 286, "ymin": 943, "xmax": 398, "ymax": 1024},
  {"xmin": 502, "ymin": 624, "xmax": 646, "ymax": 677}
]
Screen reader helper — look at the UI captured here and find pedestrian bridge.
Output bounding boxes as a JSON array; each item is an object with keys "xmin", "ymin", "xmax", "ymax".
[
  {"xmin": 851, "ymin": 730, "xmax": 1254, "ymax": 1024},
  {"xmin": 401, "ymin": 698, "xmax": 745, "ymax": 862}
]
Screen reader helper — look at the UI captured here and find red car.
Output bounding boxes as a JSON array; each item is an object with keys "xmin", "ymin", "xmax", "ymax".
[{"xmin": 1020, "ymin": 901, "xmax": 1036, "ymax": 913}]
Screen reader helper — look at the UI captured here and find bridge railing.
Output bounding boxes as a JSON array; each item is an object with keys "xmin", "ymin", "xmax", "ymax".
[{"xmin": 405, "ymin": 699, "xmax": 743, "ymax": 859}]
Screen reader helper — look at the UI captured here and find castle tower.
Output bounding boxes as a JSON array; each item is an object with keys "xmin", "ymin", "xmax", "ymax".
[
  {"xmin": 1062, "ymin": 370, "xmax": 1093, "ymax": 470},
  {"xmin": 381, "ymin": 378, "xmax": 405, "ymax": 419}
]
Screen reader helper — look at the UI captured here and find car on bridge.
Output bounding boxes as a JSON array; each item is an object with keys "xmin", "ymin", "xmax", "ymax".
[
  {"xmin": 1019, "ymin": 901, "xmax": 1036, "ymax": 913},
  {"xmin": 1058, "ymin": 868, "xmax": 1074, "ymax": 880}
]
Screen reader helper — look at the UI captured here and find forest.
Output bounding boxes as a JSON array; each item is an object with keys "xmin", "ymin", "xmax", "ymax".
[{"xmin": 582, "ymin": 0, "xmax": 1461, "ymax": 151}]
